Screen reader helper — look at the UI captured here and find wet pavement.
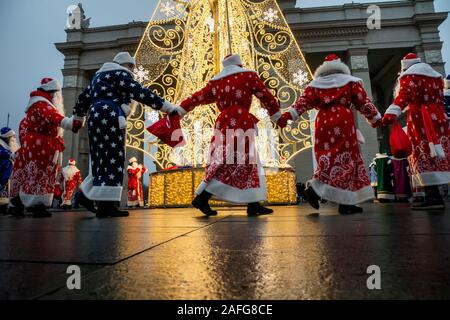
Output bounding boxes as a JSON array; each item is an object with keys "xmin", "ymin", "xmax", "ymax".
[{"xmin": 1, "ymin": 203, "xmax": 450, "ymax": 300}]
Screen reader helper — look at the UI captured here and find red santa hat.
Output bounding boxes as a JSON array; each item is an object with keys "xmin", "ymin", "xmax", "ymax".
[
  {"xmin": 314, "ymin": 54, "xmax": 351, "ymax": 78},
  {"xmin": 39, "ymin": 77, "xmax": 62, "ymax": 92},
  {"xmin": 68, "ymin": 158, "xmax": 76, "ymax": 165},
  {"xmin": 401, "ymin": 53, "xmax": 421, "ymax": 71},
  {"xmin": 222, "ymin": 54, "xmax": 243, "ymax": 68},
  {"xmin": 113, "ymin": 52, "xmax": 136, "ymax": 66}
]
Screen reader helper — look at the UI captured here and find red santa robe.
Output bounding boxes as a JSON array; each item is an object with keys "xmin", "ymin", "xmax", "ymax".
[
  {"xmin": 286, "ymin": 61, "xmax": 381, "ymax": 205},
  {"xmin": 127, "ymin": 164, "xmax": 147, "ymax": 207},
  {"xmin": 180, "ymin": 65, "xmax": 280, "ymax": 203},
  {"xmin": 10, "ymin": 90, "xmax": 73, "ymax": 207},
  {"xmin": 385, "ymin": 63, "xmax": 450, "ymax": 187},
  {"xmin": 60, "ymin": 165, "xmax": 83, "ymax": 206}
]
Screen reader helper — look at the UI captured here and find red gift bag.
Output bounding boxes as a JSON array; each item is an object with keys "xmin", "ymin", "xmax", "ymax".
[
  {"xmin": 147, "ymin": 114, "xmax": 185, "ymax": 148},
  {"xmin": 390, "ymin": 121, "xmax": 412, "ymax": 158}
]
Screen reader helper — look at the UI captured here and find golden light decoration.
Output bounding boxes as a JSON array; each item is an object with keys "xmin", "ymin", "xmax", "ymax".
[
  {"xmin": 148, "ymin": 167, "xmax": 297, "ymax": 207},
  {"xmin": 128, "ymin": 0, "xmax": 314, "ymax": 207}
]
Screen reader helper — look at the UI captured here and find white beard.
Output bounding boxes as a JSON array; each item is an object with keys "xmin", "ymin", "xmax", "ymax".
[
  {"xmin": 52, "ymin": 91, "xmax": 65, "ymax": 116},
  {"xmin": 131, "ymin": 162, "xmax": 138, "ymax": 168},
  {"xmin": 8, "ymin": 137, "xmax": 19, "ymax": 153}
]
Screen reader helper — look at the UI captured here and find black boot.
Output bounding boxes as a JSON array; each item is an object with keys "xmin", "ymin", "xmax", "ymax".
[
  {"xmin": 338, "ymin": 205, "xmax": 363, "ymax": 215},
  {"xmin": 31, "ymin": 204, "xmax": 52, "ymax": 218},
  {"xmin": 9, "ymin": 196, "xmax": 25, "ymax": 218},
  {"xmin": 192, "ymin": 191, "xmax": 218, "ymax": 216},
  {"xmin": 413, "ymin": 186, "xmax": 445, "ymax": 211},
  {"xmin": 247, "ymin": 202, "xmax": 273, "ymax": 216},
  {"xmin": 75, "ymin": 191, "xmax": 97, "ymax": 213},
  {"xmin": 61, "ymin": 204, "xmax": 72, "ymax": 211},
  {"xmin": 0, "ymin": 204, "xmax": 8, "ymax": 215},
  {"xmin": 304, "ymin": 187, "xmax": 320, "ymax": 210},
  {"xmin": 97, "ymin": 202, "xmax": 129, "ymax": 218}
]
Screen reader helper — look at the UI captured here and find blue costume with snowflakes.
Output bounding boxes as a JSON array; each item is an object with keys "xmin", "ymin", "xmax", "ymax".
[
  {"xmin": 73, "ymin": 62, "xmax": 174, "ymax": 202},
  {"xmin": 445, "ymin": 75, "xmax": 450, "ymax": 118},
  {"xmin": 0, "ymin": 128, "xmax": 15, "ymax": 200}
]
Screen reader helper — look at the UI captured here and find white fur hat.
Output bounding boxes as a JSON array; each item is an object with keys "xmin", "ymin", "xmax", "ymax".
[
  {"xmin": 223, "ymin": 54, "xmax": 243, "ymax": 68},
  {"xmin": 39, "ymin": 77, "xmax": 62, "ymax": 92},
  {"xmin": 314, "ymin": 54, "xmax": 351, "ymax": 78},
  {"xmin": 113, "ymin": 52, "xmax": 136, "ymax": 66},
  {"xmin": 401, "ymin": 53, "xmax": 421, "ymax": 71}
]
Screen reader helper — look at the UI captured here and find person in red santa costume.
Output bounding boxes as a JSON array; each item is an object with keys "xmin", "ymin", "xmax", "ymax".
[
  {"xmin": 127, "ymin": 157, "xmax": 147, "ymax": 207},
  {"xmin": 60, "ymin": 159, "xmax": 83, "ymax": 210},
  {"xmin": 9, "ymin": 78, "xmax": 76, "ymax": 218},
  {"xmin": 278, "ymin": 54, "xmax": 382, "ymax": 215},
  {"xmin": 177, "ymin": 54, "xmax": 281, "ymax": 216},
  {"xmin": 382, "ymin": 53, "xmax": 450, "ymax": 210}
]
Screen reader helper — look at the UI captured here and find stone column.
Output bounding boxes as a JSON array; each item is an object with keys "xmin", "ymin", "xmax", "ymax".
[
  {"xmin": 62, "ymin": 68, "xmax": 91, "ymax": 177},
  {"xmin": 347, "ymin": 48, "xmax": 379, "ymax": 166}
]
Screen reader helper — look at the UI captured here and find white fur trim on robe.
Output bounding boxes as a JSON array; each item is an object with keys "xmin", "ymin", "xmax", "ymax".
[
  {"xmin": 19, "ymin": 192, "xmax": 54, "ymax": 208},
  {"xmin": 411, "ymin": 171, "xmax": 450, "ymax": 188},
  {"xmin": 385, "ymin": 104, "xmax": 402, "ymax": 117},
  {"xmin": 96, "ymin": 62, "xmax": 134, "ymax": 78},
  {"xmin": 195, "ymin": 162, "xmax": 268, "ymax": 204},
  {"xmin": 400, "ymin": 62, "xmax": 443, "ymax": 79},
  {"xmin": 80, "ymin": 175, "xmax": 123, "ymax": 202},
  {"xmin": 309, "ymin": 74, "xmax": 363, "ymax": 89},
  {"xmin": 308, "ymin": 179, "xmax": 375, "ymax": 205}
]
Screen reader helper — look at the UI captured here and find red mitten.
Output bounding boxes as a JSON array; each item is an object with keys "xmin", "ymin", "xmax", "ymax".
[
  {"xmin": 382, "ymin": 114, "xmax": 397, "ymax": 126},
  {"xmin": 72, "ymin": 120, "xmax": 83, "ymax": 133},
  {"xmin": 277, "ymin": 112, "xmax": 292, "ymax": 129}
]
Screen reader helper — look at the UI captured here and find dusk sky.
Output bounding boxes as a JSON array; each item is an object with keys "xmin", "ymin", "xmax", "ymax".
[{"xmin": 0, "ymin": 0, "xmax": 449, "ymax": 131}]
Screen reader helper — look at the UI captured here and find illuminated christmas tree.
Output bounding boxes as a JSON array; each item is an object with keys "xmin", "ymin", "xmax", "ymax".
[{"xmin": 129, "ymin": 0, "xmax": 313, "ymax": 206}]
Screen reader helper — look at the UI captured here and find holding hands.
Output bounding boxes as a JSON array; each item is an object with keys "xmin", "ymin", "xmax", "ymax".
[{"xmin": 381, "ymin": 114, "xmax": 397, "ymax": 126}]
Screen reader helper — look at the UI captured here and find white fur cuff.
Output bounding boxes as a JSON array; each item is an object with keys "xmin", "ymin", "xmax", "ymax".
[
  {"xmin": 289, "ymin": 108, "xmax": 300, "ymax": 121},
  {"xmin": 121, "ymin": 104, "xmax": 131, "ymax": 117},
  {"xmin": 369, "ymin": 112, "xmax": 382, "ymax": 124},
  {"xmin": 118, "ymin": 116, "xmax": 127, "ymax": 130},
  {"xmin": 60, "ymin": 117, "xmax": 73, "ymax": 131},
  {"xmin": 176, "ymin": 106, "xmax": 188, "ymax": 117},
  {"xmin": 385, "ymin": 104, "xmax": 402, "ymax": 117},
  {"xmin": 161, "ymin": 100, "xmax": 176, "ymax": 113},
  {"xmin": 270, "ymin": 111, "xmax": 281, "ymax": 123}
]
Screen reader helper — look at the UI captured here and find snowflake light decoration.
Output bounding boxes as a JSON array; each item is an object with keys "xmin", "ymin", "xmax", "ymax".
[
  {"xmin": 146, "ymin": 110, "xmax": 160, "ymax": 123},
  {"xmin": 134, "ymin": 65, "xmax": 150, "ymax": 83},
  {"xmin": 160, "ymin": 1, "xmax": 175, "ymax": 17},
  {"xmin": 293, "ymin": 70, "xmax": 309, "ymax": 86},
  {"xmin": 263, "ymin": 8, "xmax": 279, "ymax": 23}
]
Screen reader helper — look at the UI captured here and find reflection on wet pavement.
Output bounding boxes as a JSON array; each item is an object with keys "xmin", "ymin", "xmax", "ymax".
[{"xmin": 1, "ymin": 203, "xmax": 449, "ymax": 299}]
